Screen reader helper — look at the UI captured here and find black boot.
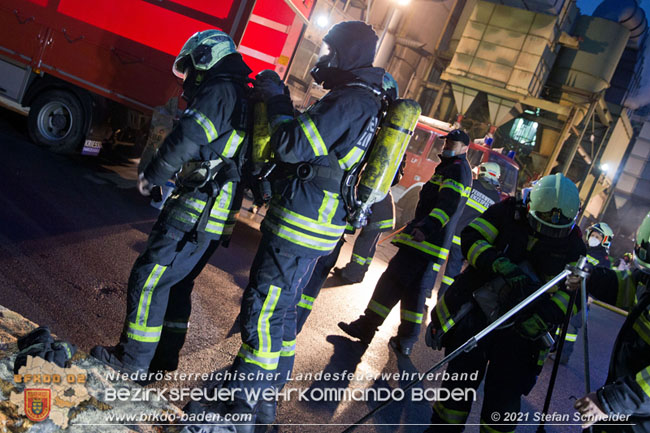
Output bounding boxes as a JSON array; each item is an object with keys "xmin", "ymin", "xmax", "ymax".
[
  {"xmin": 388, "ymin": 336, "xmax": 412, "ymax": 357},
  {"xmin": 90, "ymin": 345, "xmax": 149, "ymax": 376},
  {"xmin": 338, "ymin": 317, "xmax": 377, "ymax": 344}
]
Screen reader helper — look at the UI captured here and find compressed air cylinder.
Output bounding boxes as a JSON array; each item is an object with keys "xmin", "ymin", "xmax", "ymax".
[
  {"xmin": 353, "ymin": 98, "xmax": 421, "ymax": 228},
  {"xmin": 251, "ymin": 101, "xmax": 271, "ymax": 172}
]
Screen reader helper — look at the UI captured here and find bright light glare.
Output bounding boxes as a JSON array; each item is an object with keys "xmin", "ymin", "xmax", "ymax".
[
  {"xmin": 396, "ymin": 0, "xmax": 412, "ymax": 5},
  {"xmin": 601, "ymin": 163, "xmax": 610, "ymax": 173},
  {"xmin": 316, "ymin": 15, "xmax": 329, "ymax": 27}
]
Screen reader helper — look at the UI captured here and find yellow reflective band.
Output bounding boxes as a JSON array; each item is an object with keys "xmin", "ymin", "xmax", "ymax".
[
  {"xmin": 565, "ymin": 333, "xmax": 578, "ymax": 342},
  {"xmin": 258, "ymin": 285, "xmax": 281, "ymax": 354},
  {"xmin": 392, "ymin": 233, "xmax": 450, "ymax": 259},
  {"xmin": 442, "ymin": 275, "xmax": 455, "ymax": 286},
  {"xmin": 264, "ymin": 220, "xmax": 341, "ymax": 251},
  {"xmin": 463, "ymin": 186, "xmax": 472, "ymax": 198},
  {"xmin": 318, "ymin": 191, "xmax": 339, "ymax": 225},
  {"xmin": 440, "ymin": 178, "xmax": 465, "ymax": 194},
  {"xmin": 401, "ymin": 309, "xmax": 423, "ymax": 324},
  {"xmin": 369, "ymin": 300, "xmax": 390, "ymax": 318},
  {"xmin": 433, "ymin": 401, "xmax": 468, "ymax": 424},
  {"xmin": 223, "ymin": 130, "xmax": 244, "ymax": 157},
  {"xmin": 550, "ymin": 291, "xmax": 578, "ymax": 316},
  {"xmin": 271, "ymin": 206, "xmax": 346, "ymax": 235},
  {"xmin": 635, "ymin": 367, "xmax": 650, "ymax": 397},
  {"xmin": 185, "ymin": 108, "xmax": 218, "ymax": 142},
  {"xmin": 467, "ymin": 240, "xmax": 492, "ymax": 267},
  {"xmin": 480, "ymin": 419, "xmax": 514, "ymax": 433},
  {"xmin": 435, "ymin": 295, "xmax": 455, "ymax": 333},
  {"xmin": 466, "ymin": 197, "xmax": 488, "ymax": 213},
  {"xmin": 280, "ymin": 340, "xmax": 296, "ymax": 357},
  {"xmin": 297, "ymin": 294, "xmax": 315, "ymax": 310},
  {"xmin": 237, "ymin": 343, "xmax": 280, "ymax": 370},
  {"xmin": 297, "ymin": 114, "xmax": 327, "ymax": 156},
  {"xmin": 586, "ymin": 255, "xmax": 599, "ymax": 266},
  {"xmin": 633, "ymin": 312, "xmax": 650, "ymax": 346},
  {"xmin": 339, "ymin": 146, "xmax": 365, "ymax": 170},
  {"xmin": 429, "ymin": 174, "xmax": 443, "ymax": 185},
  {"xmin": 468, "ymin": 218, "xmax": 499, "ymax": 243},
  {"xmin": 453, "ymin": 235, "xmax": 461, "ymax": 246},
  {"xmin": 433, "ymin": 262, "xmax": 441, "ymax": 272},
  {"xmin": 136, "ymin": 264, "xmax": 167, "ymax": 327},
  {"xmin": 352, "ymin": 254, "xmax": 366, "ymax": 265},
  {"xmin": 126, "ymin": 322, "xmax": 163, "ymax": 343},
  {"xmin": 429, "ymin": 208, "xmax": 450, "ymax": 226}
]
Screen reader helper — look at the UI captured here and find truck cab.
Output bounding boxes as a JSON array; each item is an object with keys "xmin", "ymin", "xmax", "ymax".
[{"xmin": 392, "ymin": 115, "xmax": 519, "ymax": 228}]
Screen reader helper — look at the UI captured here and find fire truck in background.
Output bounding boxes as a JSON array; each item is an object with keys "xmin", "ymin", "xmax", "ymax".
[
  {"xmin": 0, "ymin": 0, "xmax": 312, "ymax": 154},
  {"xmin": 392, "ymin": 115, "xmax": 520, "ymax": 228}
]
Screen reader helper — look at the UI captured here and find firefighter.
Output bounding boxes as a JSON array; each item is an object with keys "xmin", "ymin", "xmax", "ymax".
[
  {"xmin": 90, "ymin": 30, "xmax": 252, "ymax": 374},
  {"xmin": 585, "ymin": 222, "xmax": 614, "ymax": 268},
  {"xmin": 294, "ymin": 72, "xmax": 401, "ymax": 333},
  {"xmin": 553, "ymin": 221, "xmax": 614, "ymax": 364},
  {"xmin": 573, "ymin": 212, "xmax": 650, "ymax": 432},
  {"xmin": 221, "ymin": 21, "xmax": 385, "ymax": 428},
  {"xmin": 338, "ymin": 128, "xmax": 473, "ymax": 356},
  {"xmin": 424, "ymin": 173, "xmax": 586, "ymax": 432},
  {"xmin": 437, "ymin": 161, "xmax": 502, "ymax": 299}
]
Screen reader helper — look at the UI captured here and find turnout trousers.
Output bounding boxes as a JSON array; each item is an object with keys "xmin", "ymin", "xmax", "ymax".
[
  {"xmin": 361, "ymin": 247, "xmax": 441, "ymax": 348},
  {"xmin": 438, "ymin": 240, "xmax": 464, "ymax": 299},
  {"xmin": 120, "ymin": 223, "xmax": 220, "ymax": 370},
  {"xmin": 296, "ymin": 238, "xmax": 344, "ymax": 334},
  {"xmin": 226, "ymin": 234, "xmax": 316, "ymax": 398},
  {"xmin": 428, "ymin": 317, "xmax": 543, "ymax": 433}
]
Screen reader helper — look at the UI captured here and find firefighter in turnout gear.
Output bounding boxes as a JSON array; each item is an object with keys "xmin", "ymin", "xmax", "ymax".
[
  {"xmin": 295, "ymin": 72, "xmax": 402, "ymax": 333},
  {"xmin": 586, "ymin": 222, "xmax": 614, "ymax": 268},
  {"xmin": 573, "ymin": 212, "xmax": 650, "ymax": 432},
  {"xmin": 425, "ymin": 173, "xmax": 586, "ymax": 432},
  {"xmin": 90, "ymin": 30, "xmax": 252, "ymax": 374},
  {"xmin": 221, "ymin": 21, "xmax": 385, "ymax": 429},
  {"xmin": 438, "ymin": 161, "xmax": 502, "ymax": 299},
  {"xmin": 554, "ymin": 221, "xmax": 614, "ymax": 365},
  {"xmin": 338, "ymin": 129, "xmax": 473, "ymax": 356}
]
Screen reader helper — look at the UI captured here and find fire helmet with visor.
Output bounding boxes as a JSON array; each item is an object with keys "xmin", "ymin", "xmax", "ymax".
[
  {"xmin": 526, "ymin": 173, "xmax": 580, "ymax": 238},
  {"xmin": 478, "ymin": 162, "xmax": 501, "ymax": 185},
  {"xmin": 586, "ymin": 222, "xmax": 614, "ymax": 251}
]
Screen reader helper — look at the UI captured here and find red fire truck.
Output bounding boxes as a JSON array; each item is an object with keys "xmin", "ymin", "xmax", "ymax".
[
  {"xmin": 0, "ymin": 0, "xmax": 312, "ymax": 154},
  {"xmin": 393, "ymin": 115, "xmax": 520, "ymax": 227}
]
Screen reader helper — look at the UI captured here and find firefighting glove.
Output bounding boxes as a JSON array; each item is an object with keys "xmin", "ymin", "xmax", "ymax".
[
  {"xmin": 17, "ymin": 326, "xmax": 53, "ymax": 351},
  {"xmin": 425, "ymin": 321, "xmax": 443, "ymax": 350},
  {"xmin": 14, "ymin": 341, "xmax": 77, "ymax": 374},
  {"xmin": 492, "ymin": 257, "xmax": 532, "ymax": 298},
  {"xmin": 515, "ymin": 313, "xmax": 548, "ymax": 340}
]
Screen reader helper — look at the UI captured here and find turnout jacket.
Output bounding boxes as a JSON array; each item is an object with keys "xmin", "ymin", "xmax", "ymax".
[
  {"xmin": 262, "ymin": 67, "xmax": 385, "ymax": 257},
  {"xmin": 450, "ymin": 177, "xmax": 501, "ymax": 249},
  {"xmin": 587, "ymin": 267, "xmax": 650, "ymax": 430},
  {"xmin": 435, "ymin": 198, "xmax": 586, "ymax": 336},
  {"xmin": 392, "ymin": 153, "xmax": 472, "ymax": 261},
  {"xmin": 143, "ymin": 57, "xmax": 252, "ymax": 241},
  {"xmin": 587, "ymin": 245, "xmax": 612, "ymax": 268}
]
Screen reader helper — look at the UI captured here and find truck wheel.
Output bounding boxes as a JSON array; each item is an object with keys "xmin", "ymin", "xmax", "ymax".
[{"xmin": 28, "ymin": 89, "xmax": 86, "ymax": 154}]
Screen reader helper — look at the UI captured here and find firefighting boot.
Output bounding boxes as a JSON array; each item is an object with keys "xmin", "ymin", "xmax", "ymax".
[
  {"xmin": 90, "ymin": 345, "xmax": 149, "ymax": 376},
  {"xmin": 388, "ymin": 336, "xmax": 412, "ymax": 357},
  {"xmin": 338, "ymin": 316, "xmax": 379, "ymax": 345}
]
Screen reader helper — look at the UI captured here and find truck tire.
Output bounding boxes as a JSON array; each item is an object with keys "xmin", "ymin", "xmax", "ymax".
[{"xmin": 27, "ymin": 89, "xmax": 86, "ymax": 154}]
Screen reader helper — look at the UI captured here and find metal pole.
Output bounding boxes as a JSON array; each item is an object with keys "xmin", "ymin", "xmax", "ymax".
[
  {"xmin": 578, "ymin": 172, "xmax": 603, "ymax": 226},
  {"xmin": 542, "ymin": 106, "xmax": 579, "ymax": 176},
  {"xmin": 581, "ymin": 278, "xmax": 591, "ymax": 394},
  {"xmin": 537, "ymin": 287, "xmax": 579, "ymax": 433},
  {"xmin": 341, "ymin": 258, "xmax": 589, "ymax": 432},
  {"xmin": 561, "ymin": 96, "xmax": 600, "ymax": 176}
]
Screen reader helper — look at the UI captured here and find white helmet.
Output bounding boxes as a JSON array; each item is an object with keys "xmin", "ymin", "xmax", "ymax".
[
  {"xmin": 526, "ymin": 173, "xmax": 581, "ymax": 238},
  {"xmin": 478, "ymin": 162, "xmax": 500, "ymax": 185},
  {"xmin": 586, "ymin": 222, "xmax": 614, "ymax": 251}
]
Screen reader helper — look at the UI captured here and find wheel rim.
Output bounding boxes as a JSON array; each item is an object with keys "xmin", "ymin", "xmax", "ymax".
[{"xmin": 36, "ymin": 101, "xmax": 74, "ymax": 141}]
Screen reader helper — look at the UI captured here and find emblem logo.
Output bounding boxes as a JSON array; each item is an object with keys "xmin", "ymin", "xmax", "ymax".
[{"xmin": 24, "ymin": 389, "xmax": 51, "ymax": 422}]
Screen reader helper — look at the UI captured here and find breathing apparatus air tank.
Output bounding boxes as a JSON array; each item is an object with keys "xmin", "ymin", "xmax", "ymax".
[
  {"xmin": 350, "ymin": 98, "xmax": 421, "ymax": 228},
  {"xmin": 251, "ymin": 70, "xmax": 280, "ymax": 174}
]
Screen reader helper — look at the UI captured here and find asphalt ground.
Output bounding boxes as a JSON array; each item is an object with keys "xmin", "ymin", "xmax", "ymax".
[{"xmin": 0, "ymin": 106, "xmax": 626, "ymax": 432}]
